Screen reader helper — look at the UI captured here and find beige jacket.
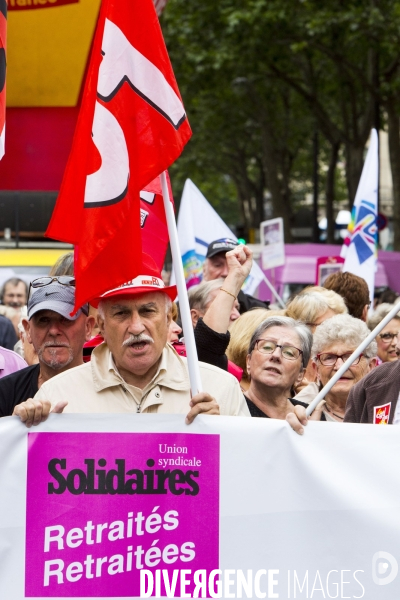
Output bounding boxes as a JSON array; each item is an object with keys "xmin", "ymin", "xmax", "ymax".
[{"xmin": 34, "ymin": 342, "xmax": 250, "ymax": 417}]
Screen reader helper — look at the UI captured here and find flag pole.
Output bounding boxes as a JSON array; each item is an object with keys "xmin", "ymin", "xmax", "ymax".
[
  {"xmin": 261, "ymin": 273, "xmax": 285, "ymax": 308},
  {"xmin": 161, "ymin": 171, "xmax": 203, "ymax": 395},
  {"xmin": 306, "ymin": 300, "xmax": 400, "ymax": 417}
]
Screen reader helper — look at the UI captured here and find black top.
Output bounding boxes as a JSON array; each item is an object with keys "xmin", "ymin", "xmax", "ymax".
[
  {"xmin": 194, "ymin": 318, "xmax": 230, "ymax": 371},
  {"xmin": 0, "ymin": 315, "xmax": 17, "ymax": 350},
  {"xmin": 0, "ymin": 364, "xmax": 40, "ymax": 417},
  {"xmin": 237, "ymin": 290, "xmax": 270, "ymax": 314},
  {"xmin": 245, "ymin": 395, "xmax": 326, "ymax": 421}
]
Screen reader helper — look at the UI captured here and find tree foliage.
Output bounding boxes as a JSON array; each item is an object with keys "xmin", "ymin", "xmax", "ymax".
[{"xmin": 162, "ymin": 0, "xmax": 400, "ymax": 248}]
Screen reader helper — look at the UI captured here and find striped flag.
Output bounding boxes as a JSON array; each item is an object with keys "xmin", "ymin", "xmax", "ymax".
[{"xmin": 341, "ymin": 129, "xmax": 378, "ymax": 303}]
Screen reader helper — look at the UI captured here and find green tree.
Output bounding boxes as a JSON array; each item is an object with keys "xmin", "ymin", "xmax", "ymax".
[
  {"xmin": 163, "ymin": 0, "xmax": 319, "ymax": 241},
  {"xmin": 163, "ymin": 0, "xmax": 400, "ymax": 247}
]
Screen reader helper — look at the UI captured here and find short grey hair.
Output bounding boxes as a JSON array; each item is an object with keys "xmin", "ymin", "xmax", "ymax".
[
  {"xmin": 248, "ymin": 316, "xmax": 313, "ymax": 369},
  {"xmin": 368, "ymin": 303, "xmax": 400, "ymax": 331},
  {"xmin": 188, "ymin": 278, "xmax": 224, "ymax": 311},
  {"xmin": 312, "ymin": 313, "xmax": 377, "ymax": 359}
]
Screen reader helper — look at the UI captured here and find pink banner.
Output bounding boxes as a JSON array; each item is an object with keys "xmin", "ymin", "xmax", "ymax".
[{"xmin": 26, "ymin": 432, "xmax": 219, "ymax": 597}]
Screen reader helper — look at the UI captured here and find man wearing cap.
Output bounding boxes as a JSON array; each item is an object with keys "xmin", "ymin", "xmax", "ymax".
[
  {"xmin": 0, "ymin": 277, "xmax": 94, "ymax": 417},
  {"xmin": 13, "ymin": 261, "xmax": 249, "ymax": 426},
  {"xmin": 203, "ymin": 239, "xmax": 269, "ymax": 313}
]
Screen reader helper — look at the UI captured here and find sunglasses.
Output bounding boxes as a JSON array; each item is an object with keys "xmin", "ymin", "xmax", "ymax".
[{"xmin": 28, "ymin": 276, "xmax": 75, "ymax": 299}]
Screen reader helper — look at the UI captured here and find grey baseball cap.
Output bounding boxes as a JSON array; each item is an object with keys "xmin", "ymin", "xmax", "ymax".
[{"xmin": 27, "ymin": 282, "xmax": 88, "ymax": 321}]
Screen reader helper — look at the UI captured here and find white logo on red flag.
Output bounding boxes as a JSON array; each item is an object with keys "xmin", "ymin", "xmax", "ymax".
[
  {"xmin": 98, "ymin": 19, "xmax": 187, "ymax": 129},
  {"xmin": 140, "ymin": 190, "xmax": 156, "ymax": 205},
  {"xmin": 84, "ymin": 101, "xmax": 129, "ymax": 207},
  {"xmin": 45, "ymin": 0, "xmax": 191, "ymax": 311},
  {"xmin": 140, "ymin": 208, "xmax": 149, "ymax": 227},
  {"xmin": 84, "ymin": 18, "xmax": 187, "ymax": 209}
]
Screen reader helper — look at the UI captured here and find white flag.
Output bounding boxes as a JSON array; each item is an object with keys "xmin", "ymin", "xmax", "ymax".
[
  {"xmin": 341, "ymin": 129, "xmax": 378, "ymax": 303},
  {"xmin": 174, "ymin": 179, "xmax": 264, "ymax": 295}
]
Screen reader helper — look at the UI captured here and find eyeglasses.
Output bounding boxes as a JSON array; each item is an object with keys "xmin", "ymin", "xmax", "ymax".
[
  {"xmin": 379, "ymin": 332, "xmax": 400, "ymax": 343},
  {"xmin": 28, "ymin": 276, "xmax": 75, "ymax": 298},
  {"xmin": 317, "ymin": 352, "xmax": 363, "ymax": 366},
  {"xmin": 254, "ymin": 339, "xmax": 303, "ymax": 361}
]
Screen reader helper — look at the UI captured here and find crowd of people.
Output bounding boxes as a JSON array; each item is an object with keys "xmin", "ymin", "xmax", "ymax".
[{"xmin": 0, "ymin": 240, "xmax": 399, "ymax": 431}]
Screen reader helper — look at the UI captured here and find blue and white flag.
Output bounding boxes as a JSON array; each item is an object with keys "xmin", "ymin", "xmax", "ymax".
[
  {"xmin": 341, "ymin": 129, "xmax": 378, "ymax": 303},
  {"xmin": 174, "ymin": 179, "xmax": 264, "ymax": 294}
]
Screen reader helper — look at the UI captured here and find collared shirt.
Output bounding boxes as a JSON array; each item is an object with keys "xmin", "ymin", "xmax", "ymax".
[
  {"xmin": 107, "ymin": 347, "xmax": 169, "ymax": 412},
  {"xmin": 34, "ymin": 342, "xmax": 250, "ymax": 417},
  {"xmin": 0, "ymin": 346, "xmax": 27, "ymax": 379}
]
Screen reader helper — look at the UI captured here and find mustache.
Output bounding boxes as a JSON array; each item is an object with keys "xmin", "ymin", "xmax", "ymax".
[
  {"xmin": 41, "ymin": 341, "xmax": 70, "ymax": 349},
  {"xmin": 122, "ymin": 334, "xmax": 154, "ymax": 347}
]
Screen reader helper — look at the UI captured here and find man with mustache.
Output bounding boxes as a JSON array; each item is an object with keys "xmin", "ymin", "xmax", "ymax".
[
  {"xmin": 13, "ymin": 259, "xmax": 250, "ymax": 426},
  {"xmin": 0, "ymin": 279, "xmax": 94, "ymax": 416}
]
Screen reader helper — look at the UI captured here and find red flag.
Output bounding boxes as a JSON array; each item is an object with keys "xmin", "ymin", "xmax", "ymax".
[
  {"xmin": 46, "ymin": 0, "xmax": 191, "ymax": 311},
  {"xmin": 0, "ymin": 0, "xmax": 7, "ymax": 159},
  {"xmin": 140, "ymin": 172, "xmax": 173, "ymax": 271}
]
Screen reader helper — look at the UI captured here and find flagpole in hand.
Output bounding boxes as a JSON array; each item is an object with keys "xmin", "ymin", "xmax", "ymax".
[{"xmin": 161, "ymin": 171, "xmax": 203, "ymax": 395}]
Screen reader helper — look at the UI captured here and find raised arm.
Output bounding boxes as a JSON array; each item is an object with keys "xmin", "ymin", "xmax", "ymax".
[{"xmin": 202, "ymin": 244, "xmax": 253, "ymax": 333}]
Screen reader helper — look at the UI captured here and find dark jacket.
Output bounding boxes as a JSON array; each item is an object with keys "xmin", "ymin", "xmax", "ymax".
[
  {"xmin": 173, "ymin": 318, "xmax": 243, "ymax": 382},
  {"xmin": 344, "ymin": 360, "xmax": 400, "ymax": 424},
  {"xmin": 237, "ymin": 290, "xmax": 269, "ymax": 314},
  {"xmin": 0, "ymin": 315, "xmax": 17, "ymax": 350}
]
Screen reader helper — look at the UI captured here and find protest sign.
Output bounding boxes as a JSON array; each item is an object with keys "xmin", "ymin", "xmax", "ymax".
[
  {"xmin": 260, "ymin": 218, "xmax": 285, "ymax": 271},
  {"xmin": 1, "ymin": 413, "xmax": 400, "ymax": 599},
  {"xmin": 315, "ymin": 256, "xmax": 344, "ymax": 286}
]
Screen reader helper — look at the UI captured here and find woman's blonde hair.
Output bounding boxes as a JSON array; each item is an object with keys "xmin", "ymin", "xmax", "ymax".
[
  {"xmin": 286, "ymin": 286, "xmax": 347, "ymax": 324},
  {"xmin": 227, "ymin": 308, "xmax": 285, "ymax": 383}
]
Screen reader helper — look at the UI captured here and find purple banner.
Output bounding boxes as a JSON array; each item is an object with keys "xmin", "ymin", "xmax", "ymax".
[{"xmin": 26, "ymin": 432, "xmax": 219, "ymax": 597}]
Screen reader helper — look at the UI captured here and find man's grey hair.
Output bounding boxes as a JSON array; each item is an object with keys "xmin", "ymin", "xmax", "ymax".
[
  {"xmin": 248, "ymin": 316, "xmax": 312, "ymax": 369},
  {"xmin": 368, "ymin": 303, "xmax": 400, "ymax": 332},
  {"xmin": 188, "ymin": 278, "xmax": 224, "ymax": 311},
  {"xmin": 98, "ymin": 294, "xmax": 172, "ymax": 318},
  {"xmin": 312, "ymin": 313, "xmax": 377, "ymax": 359}
]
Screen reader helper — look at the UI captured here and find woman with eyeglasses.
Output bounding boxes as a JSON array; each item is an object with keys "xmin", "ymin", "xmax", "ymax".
[
  {"xmin": 295, "ymin": 314, "xmax": 377, "ymax": 421},
  {"xmin": 244, "ymin": 316, "xmax": 326, "ymax": 420},
  {"xmin": 368, "ymin": 303, "xmax": 400, "ymax": 364}
]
